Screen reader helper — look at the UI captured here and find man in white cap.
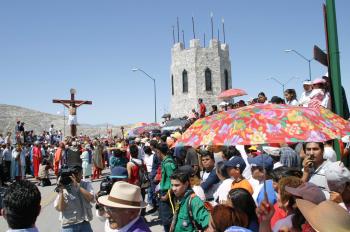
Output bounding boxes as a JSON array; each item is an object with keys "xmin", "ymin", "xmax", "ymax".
[
  {"xmin": 299, "ymin": 80, "xmax": 313, "ymax": 107},
  {"xmin": 98, "ymin": 181, "xmax": 151, "ymax": 232}
]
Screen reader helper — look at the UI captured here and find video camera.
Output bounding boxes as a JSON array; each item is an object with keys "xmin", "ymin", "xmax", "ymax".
[
  {"xmin": 95, "ymin": 177, "xmax": 114, "ymax": 210},
  {"xmin": 54, "ymin": 166, "xmax": 80, "ymax": 192}
]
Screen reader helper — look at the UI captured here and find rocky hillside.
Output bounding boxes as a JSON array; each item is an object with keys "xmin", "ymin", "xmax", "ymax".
[{"xmin": 0, "ymin": 104, "xmax": 129, "ymax": 137}]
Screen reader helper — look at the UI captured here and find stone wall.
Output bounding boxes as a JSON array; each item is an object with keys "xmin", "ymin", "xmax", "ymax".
[{"xmin": 170, "ymin": 39, "xmax": 231, "ymax": 117}]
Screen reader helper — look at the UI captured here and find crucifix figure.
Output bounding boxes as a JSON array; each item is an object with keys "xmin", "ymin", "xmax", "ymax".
[{"xmin": 53, "ymin": 88, "xmax": 92, "ymax": 137}]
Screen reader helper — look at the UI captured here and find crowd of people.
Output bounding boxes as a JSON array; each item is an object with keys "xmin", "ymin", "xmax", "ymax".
[{"xmin": 1, "ymin": 76, "xmax": 350, "ymax": 232}]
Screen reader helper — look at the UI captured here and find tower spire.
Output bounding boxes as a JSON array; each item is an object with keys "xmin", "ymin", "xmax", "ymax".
[{"xmin": 192, "ymin": 16, "xmax": 196, "ymax": 39}]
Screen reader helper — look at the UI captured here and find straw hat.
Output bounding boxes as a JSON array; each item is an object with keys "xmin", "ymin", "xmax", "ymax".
[
  {"xmin": 296, "ymin": 199, "xmax": 350, "ymax": 232},
  {"xmin": 98, "ymin": 181, "xmax": 146, "ymax": 209},
  {"xmin": 171, "ymin": 131, "xmax": 182, "ymax": 140}
]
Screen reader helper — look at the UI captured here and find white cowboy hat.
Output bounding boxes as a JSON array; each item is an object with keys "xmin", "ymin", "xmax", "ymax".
[{"xmin": 98, "ymin": 181, "xmax": 146, "ymax": 209}]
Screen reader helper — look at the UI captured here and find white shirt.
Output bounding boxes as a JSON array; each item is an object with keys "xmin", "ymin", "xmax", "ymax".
[
  {"xmin": 287, "ymin": 99, "xmax": 299, "ymax": 106},
  {"xmin": 143, "ymin": 153, "xmax": 154, "ymax": 173},
  {"xmin": 213, "ymin": 178, "xmax": 233, "ymax": 204},
  {"xmin": 308, "ymin": 160, "xmax": 332, "ymax": 199},
  {"xmin": 299, "ymin": 90, "xmax": 312, "ymax": 106},
  {"xmin": 273, "ymin": 214, "xmax": 294, "ymax": 232},
  {"xmin": 323, "ymin": 147, "xmax": 337, "ymax": 162},
  {"xmin": 321, "ymin": 91, "xmax": 331, "ymax": 109},
  {"xmin": 236, "ymin": 145, "xmax": 252, "ymax": 179},
  {"xmin": 104, "ymin": 216, "xmax": 140, "ymax": 232}
]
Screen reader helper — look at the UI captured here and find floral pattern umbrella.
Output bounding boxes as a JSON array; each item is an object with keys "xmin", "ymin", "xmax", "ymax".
[
  {"xmin": 218, "ymin": 88, "xmax": 247, "ymax": 99},
  {"xmin": 127, "ymin": 123, "xmax": 160, "ymax": 137},
  {"xmin": 176, "ymin": 104, "xmax": 350, "ymax": 147}
]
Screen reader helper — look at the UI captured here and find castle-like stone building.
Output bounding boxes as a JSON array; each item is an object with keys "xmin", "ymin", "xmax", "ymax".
[{"xmin": 170, "ymin": 38, "xmax": 232, "ymax": 118}]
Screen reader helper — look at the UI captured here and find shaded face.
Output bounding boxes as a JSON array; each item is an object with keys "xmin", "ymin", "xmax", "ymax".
[
  {"xmin": 201, "ymin": 156, "xmax": 215, "ymax": 170},
  {"xmin": 303, "ymin": 84, "xmax": 312, "ymax": 91},
  {"xmin": 73, "ymin": 171, "xmax": 83, "ymax": 183},
  {"xmin": 154, "ymin": 149, "xmax": 163, "ymax": 160},
  {"xmin": 228, "ymin": 167, "xmax": 241, "ymax": 180},
  {"xmin": 251, "ymin": 166, "xmax": 265, "ymax": 181},
  {"xmin": 284, "ymin": 92, "xmax": 292, "ymax": 101},
  {"xmin": 258, "ymin": 95, "xmax": 266, "ymax": 103},
  {"xmin": 171, "ymin": 179, "xmax": 189, "ymax": 198},
  {"xmin": 104, "ymin": 207, "xmax": 138, "ymax": 229},
  {"xmin": 305, "ymin": 142, "xmax": 324, "ymax": 165},
  {"xmin": 313, "ymin": 83, "xmax": 323, "ymax": 89}
]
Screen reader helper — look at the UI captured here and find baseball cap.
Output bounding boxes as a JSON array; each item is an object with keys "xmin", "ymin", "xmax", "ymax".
[
  {"xmin": 285, "ymin": 182, "xmax": 326, "ymax": 204},
  {"xmin": 312, "ymin": 78, "xmax": 326, "ymax": 85},
  {"xmin": 225, "ymin": 156, "xmax": 247, "ymax": 173},
  {"xmin": 303, "ymin": 80, "xmax": 312, "ymax": 85},
  {"xmin": 248, "ymin": 154, "xmax": 273, "ymax": 172},
  {"xmin": 325, "ymin": 161, "xmax": 350, "ymax": 191},
  {"xmin": 110, "ymin": 166, "xmax": 128, "ymax": 179}
]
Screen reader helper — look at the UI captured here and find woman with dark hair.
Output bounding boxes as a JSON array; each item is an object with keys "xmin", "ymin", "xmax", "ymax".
[
  {"xmin": 228, "ymin": 188, "xmax": 259, "ymax": 232},
  {"xmin": 213, "ymin": 161, "xmax": 233, "ymax": 204},
  {"xmin": 284, "ymin": 89, "xmax": 298, "ymax": 106}
]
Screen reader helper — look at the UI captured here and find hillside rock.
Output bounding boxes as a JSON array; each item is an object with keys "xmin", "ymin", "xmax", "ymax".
[{"xmin": 0, "ymin": 104, "xmax": 130, "ymax": 137}]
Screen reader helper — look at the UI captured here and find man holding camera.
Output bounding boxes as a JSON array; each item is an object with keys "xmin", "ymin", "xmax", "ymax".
[{"xmin": 54, "ymin": 165, "xmax": 94, "ymax": 232}]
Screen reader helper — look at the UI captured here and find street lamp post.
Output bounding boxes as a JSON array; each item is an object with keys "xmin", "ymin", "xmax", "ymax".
[
  {"xmin": 132, "ymin": 68, "xmax": 157, "ymax": 123},
  {"xmin": 284, "ymin": 49, "xmax": 313, "ymax": 81},
  {"xmin": 267, "ymin": 77, "xmax": 298, "ymax": 96}
]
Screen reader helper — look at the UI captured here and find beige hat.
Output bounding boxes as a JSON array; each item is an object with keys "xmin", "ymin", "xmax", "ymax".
[
  {"xmin": 171, "ymin": 131, "xmax": 182, "ymax": 140},
  {"xmin": 296, "ymin": 199, "xmax": 350, "ymax": 232},
  {"xmin": 98, "ymin": 181, "xmax": 146, "ymax": 209}
]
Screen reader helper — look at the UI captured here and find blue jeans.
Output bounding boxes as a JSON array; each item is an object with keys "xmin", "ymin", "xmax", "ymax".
[{"xmin": 62, "ymin": 221, "xmax": 93, "ymax": 232}]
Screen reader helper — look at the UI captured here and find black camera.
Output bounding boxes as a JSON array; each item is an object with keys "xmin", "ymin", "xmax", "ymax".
[
  {"xmin": 59, "ymin": 167, "xmax": 74, "ymax": 186},
  {"xmin": 95, "ymin": 177, "xmax": 114, "ymax": 210}
]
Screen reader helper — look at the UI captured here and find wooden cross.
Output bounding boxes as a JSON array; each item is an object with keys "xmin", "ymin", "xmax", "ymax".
[{"xmin": 53, "ymin": 89, "xmax": 92, "ymax": 137}]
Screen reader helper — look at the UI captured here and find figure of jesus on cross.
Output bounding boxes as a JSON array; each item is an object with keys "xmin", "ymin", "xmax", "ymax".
[{"xmin": 53, "ymin": 88, "xmax": 92, "ymax": 137}]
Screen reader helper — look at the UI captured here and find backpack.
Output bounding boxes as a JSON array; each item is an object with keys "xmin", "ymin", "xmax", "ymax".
[{"xmin": 131, "ymin": 159, "xmax": 150, "ymax": 189}]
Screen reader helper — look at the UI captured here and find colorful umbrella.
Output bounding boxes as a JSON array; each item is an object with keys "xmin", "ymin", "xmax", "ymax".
[
  {"xmin": 176, "ymin": 104, "xmax": 350, "ymax": 147},
  {"xmin": 127, "ymin": 123, "xmax": 160, "ymax": 137},
  {"xmin": 218, "ymin": 88, "xmax": 247, "ymax": 99}
]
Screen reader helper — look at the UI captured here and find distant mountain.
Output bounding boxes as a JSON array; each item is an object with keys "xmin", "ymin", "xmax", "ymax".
[{"xmin": 0, "ymin": 104, "xmax": 130, "ymax": 137}]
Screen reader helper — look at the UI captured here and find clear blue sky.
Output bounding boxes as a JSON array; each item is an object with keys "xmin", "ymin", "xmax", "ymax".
[{"xmin": 1, "ymin": 1, "xmax": 349, "ymax": 125}]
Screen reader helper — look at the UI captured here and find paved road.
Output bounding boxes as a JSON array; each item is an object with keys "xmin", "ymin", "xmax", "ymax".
[{"xmin": 0, "ymin": 172, "xmax": 163, "ymax": 232}]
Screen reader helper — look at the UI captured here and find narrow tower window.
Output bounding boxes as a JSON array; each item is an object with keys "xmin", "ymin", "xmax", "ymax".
[
  {"xmin": 182, "ymin": 70, "xmax": 188, "ymax": 93},
  {"xmin": 224, "ymin": 69, "xmax": 229, "ymax": 90},
  {"xmin": 205, "ymin": 68, "xmax": 212, "ymax": 91},
  {"xmin": 171, "ymin": 75, "xmax": 174, "ymax": 95}
]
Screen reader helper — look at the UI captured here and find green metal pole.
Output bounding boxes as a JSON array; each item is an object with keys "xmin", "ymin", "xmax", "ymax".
[{"xmin": 326, "ymin": 0, "xmax": 343, "ymax": 161}]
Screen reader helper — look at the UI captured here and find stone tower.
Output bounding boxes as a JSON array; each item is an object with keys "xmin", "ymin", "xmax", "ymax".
[{"xmin": 170, "ymin": 38, "xmax": 232, "ymax": 118}]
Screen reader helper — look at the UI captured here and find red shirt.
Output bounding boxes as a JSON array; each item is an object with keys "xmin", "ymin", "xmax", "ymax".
[
  {"xmin": 270, "ymin": 203, "xmax": 287, "ymax": 228},
  {"xmin": 199, "ymin": 103, "xmax": 206, "ymax": 118}
]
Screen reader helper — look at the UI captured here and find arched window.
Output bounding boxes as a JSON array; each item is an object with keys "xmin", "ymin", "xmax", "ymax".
[
  {"xmin": 205, "ymin": 68, "xmax": 212, "ymax": 91},
  {"xmin": 171, "ymin": 75, "xmax": 174, "ymax": 95},
  {"xmin": 182, "ymin": 70, "xmax": 188, "ymax": 93},
  {"xmin": 224, "ymin": 69, "xmax": 229, "ymax": 90}
]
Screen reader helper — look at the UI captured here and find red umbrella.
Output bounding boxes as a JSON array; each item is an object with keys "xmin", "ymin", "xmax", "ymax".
[{"xmin": 218, "ymin": 88, "xmax": 247, "ymax": 99}]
